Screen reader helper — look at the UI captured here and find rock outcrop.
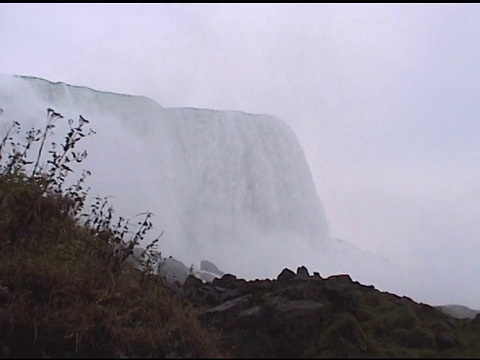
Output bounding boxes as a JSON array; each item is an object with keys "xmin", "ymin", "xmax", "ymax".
[{"xmin": 175, "ymin": 266, "xmax": 478, "ymax": 358}]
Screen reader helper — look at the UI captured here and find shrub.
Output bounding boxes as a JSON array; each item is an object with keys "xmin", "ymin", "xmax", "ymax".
[{"xmin": 0, "ymin": 109, "xmax": 223, "ymax": 357}]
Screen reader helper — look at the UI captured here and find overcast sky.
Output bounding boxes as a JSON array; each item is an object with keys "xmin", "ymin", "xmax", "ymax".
[{"xmin": 1, "ymin": 3, "xmax": 480, "ymax": 308}]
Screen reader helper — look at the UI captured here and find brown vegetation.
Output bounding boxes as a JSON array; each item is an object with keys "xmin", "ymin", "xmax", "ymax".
[{"xmin": 0, "ymin": 110, "xmax": 223, "ymax": 357}]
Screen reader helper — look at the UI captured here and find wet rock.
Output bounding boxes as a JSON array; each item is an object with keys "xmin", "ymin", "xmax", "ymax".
[
  {"xmin": 435, "ymin": 331, "xmax": 458, "ymax": 349},
  {"xmin": 473, "ymin": 313, "xmax": 480, "ymax": 324},
  {"xmin": 183, "ymin": 274, "xmax": 203, "ymax": 289},
  {"xmin": 296, "ymin": 266, "xmax": 309, "ymax": 277},
  {"xmin": 0, "ymin": 285, "xmax": 9, "ymax": 304},
  {"xmin": 157, "ymin": 257, "xmax": 190, "ymax": 285},
  {"xmin": 238, "ymin": 305, "xmax": 263, "ymax": 319},
  {"xmin": 202, "ymin": 294, "xmax": 252, "ymax": 322},
  {"xmin": 352, "ymin": 323, "xmax": 369, "ymax": 352},
  {"xmin": 177, "ymin": 263, "xmax": 476, "ymax": 357},
  {"xmin": 212, "ymin": 274, "xmax": 237, "ymax": 288},
  {"xmin": 278, "ymin": 283, "xmax": 309, "ymax": 301},
  {"xmin": 329, "ymin": 274, "xmax": 353, "ymax": 284},
  {"xmin": 237, "ymin": 305, "xmax": 264, "ymax": 327},
  {"xmin": 275, "ymin": 299, "xmax": 323, "ymax": 315},
  {"xmin": 277, "ymin": 268, "xmax": 296, "ymax": 282}
]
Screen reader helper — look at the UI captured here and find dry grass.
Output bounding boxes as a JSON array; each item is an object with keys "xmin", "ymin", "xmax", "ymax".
[{"xmin": 0, "ymin": 110, "xmax": 224, "ymax": 357}]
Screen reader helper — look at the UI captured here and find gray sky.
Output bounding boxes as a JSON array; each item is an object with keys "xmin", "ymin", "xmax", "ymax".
[{"xmin": 2, "ymin": 3, "xmax": 480, "ymax": 308}]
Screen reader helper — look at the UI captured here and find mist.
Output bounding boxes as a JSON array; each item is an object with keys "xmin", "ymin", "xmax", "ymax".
[{"xmin": 1, "ymin": 4, "xmax": 480, "ymax": 309}]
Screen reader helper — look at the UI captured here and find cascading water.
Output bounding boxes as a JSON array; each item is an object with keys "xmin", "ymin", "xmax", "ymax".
[
  {"xmin": 0, "ymin": 75, "xmax": 332, "ymax": 279},
  {"xmin": 3, "ymin": 74, "xmax": 478, "ymax": 309}
]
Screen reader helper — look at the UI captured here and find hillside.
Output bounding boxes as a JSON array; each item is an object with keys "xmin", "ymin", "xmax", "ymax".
[
  {"xmin": 0, "ymin": 110, "xmax": 223, "ymax": 357},
  {"xmin": 182, "ymin": 269, "xmax": 480, "ymax": 357},
  {"xmin": 1, "ymin": 111, "xmax": 479, "ymax": 358}
]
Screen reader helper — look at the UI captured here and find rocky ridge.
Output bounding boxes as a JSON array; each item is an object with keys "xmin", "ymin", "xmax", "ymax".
[{"xmin": 166, "ymin": 266, "xmax": 480, "ymax": 357}]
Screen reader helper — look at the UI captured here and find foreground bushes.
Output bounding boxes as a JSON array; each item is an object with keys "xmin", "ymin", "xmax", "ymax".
[{"xmin": 0, "ymin": 109, "xmax": 223, "ymax": 357}]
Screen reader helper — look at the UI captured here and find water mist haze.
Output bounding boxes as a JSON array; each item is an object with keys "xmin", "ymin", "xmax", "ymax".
[
  {"xmin": 1, "ymin": 3, "xmax": 480, "ymax": 310},
  {"xmin": 0, "ymin": 75, "xmax": 334, "ymax": 276},
  {"xmin": 0, "ymin": 74, "xmax": 467, "ymax": 312}
]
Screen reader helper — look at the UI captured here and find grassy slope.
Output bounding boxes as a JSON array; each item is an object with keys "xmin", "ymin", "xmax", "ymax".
[
  {"xmin": 0, "ymin": 172, "xmax": 224, "ymax": 357},
  {"xmin": 0, "ymin": 111, "xmax": 225, "ymax": 358}
]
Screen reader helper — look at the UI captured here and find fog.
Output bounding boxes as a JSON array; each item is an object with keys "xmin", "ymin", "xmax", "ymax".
[{"xmin": 1, "ymin": 3, "xmax": 479, "ymax": 309}]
